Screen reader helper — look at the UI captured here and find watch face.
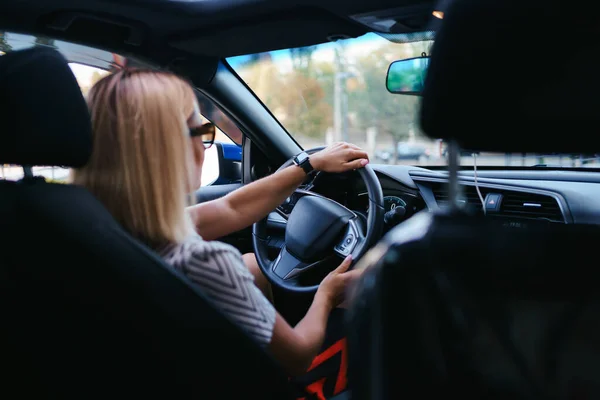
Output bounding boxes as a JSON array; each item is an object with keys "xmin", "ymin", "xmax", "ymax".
[{"xmin": 296, "ymin": 152, "xmax": 309, "ymax": 164}]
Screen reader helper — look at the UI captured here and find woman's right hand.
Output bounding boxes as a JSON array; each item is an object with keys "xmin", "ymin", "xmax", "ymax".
[
  {"xmin": 316, "ymin": 255, "xmax": 363, "ymax": 309},
  {"xmin": 269, "ymin": 255, "xmax": 364, "ymax": 375}
]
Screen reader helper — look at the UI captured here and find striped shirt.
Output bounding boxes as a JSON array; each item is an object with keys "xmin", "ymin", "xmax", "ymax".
[{"xmin": 160, "ymin": 235, "xmax": 276, "ymax": 346}]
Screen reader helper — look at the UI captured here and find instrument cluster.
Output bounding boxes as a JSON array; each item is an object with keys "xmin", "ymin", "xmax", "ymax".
[{"xmin": 355, "ymin": 190, "xmax": 426, "ymax": 229}]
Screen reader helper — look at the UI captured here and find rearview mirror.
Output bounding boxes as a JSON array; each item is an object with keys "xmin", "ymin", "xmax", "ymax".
[{"xmin": 386, "ymin": 56, "xmax": 430, "ymax": 95}]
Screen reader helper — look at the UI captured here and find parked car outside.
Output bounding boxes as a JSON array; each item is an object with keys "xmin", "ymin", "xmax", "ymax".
[{"xmin": 375, "ymin": 142, "xmax": 430, "ymax": 163}]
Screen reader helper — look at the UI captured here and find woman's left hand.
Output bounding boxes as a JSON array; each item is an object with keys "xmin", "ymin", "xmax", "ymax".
[{"xmin": 310, "ymin": 142, "xmax": 369, "ymax": 173}]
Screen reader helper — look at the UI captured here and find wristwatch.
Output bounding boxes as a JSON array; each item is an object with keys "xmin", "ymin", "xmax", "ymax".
[{"xmin": 292, "ymin": 151, "xmax": 314, "ymax": 175}]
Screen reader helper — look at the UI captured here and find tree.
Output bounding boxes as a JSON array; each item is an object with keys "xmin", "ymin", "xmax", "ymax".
[
  {"xmin": 90, "ymin": 70, "xmax": 105, "ymax": 86},
  {"xmin": 348, "ymin": 41, "xmax": 432, "ymax": 163},
  {"xmin": 237, "ymin": 56, "xmax": 286, "ymax": 115},
  {"xmin": 238, "ymin": 52, "xmax": 272, "ymax": 69},
  {"xmin": 278, "ymin": 72, "xmax": 332, "ymax": 139},
  {"xmin": 34, "ymin": 36, "xmax": 56, "ymax": 48},
  {"xmin": 237, "ymin": 54, "xmax": 332, "ymax": 141},
  {"xmin": 0, "ymin": 32, "xmax": 12, "ymax": 53},
  {"xmin": 313, "ymin": 61, "xmax": 335, "ymax": 112},
  {"xmin": 290, "ymin": 45, "xmax": 317, "ymax": 76},
  {"xmin": 79, "ymin": 68, "xmax": 109, "ymax": 97}
]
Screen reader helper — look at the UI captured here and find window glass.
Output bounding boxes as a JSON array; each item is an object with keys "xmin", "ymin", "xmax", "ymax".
[{"xmin": 0, "ymin": 31, "xmax": 244, "ymax": 186}]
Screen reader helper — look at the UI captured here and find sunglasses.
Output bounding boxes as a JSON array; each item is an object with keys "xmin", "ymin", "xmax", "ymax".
[{"xmin": 189, "ymin": 122, "xmax": 216, "ymax": 149}]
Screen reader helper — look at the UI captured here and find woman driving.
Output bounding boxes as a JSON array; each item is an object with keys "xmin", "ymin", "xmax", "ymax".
[{"xmin": 72, "ymin": 69, "xmax": 369, "ymax": 375}]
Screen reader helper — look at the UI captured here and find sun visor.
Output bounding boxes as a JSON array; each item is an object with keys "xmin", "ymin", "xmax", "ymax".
[{"xmin": 419, "ymin": 0, "xmax": 600, "ymax": 153}]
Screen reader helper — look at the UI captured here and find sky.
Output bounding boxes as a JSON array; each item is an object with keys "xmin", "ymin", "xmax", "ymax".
[
  {"xmin": 226, "ymin": 31, "xmax": 433, "ymax": 75},
  {"xmin": 227, "ymin": 33, "xmax": 384, "ymax": 73}
]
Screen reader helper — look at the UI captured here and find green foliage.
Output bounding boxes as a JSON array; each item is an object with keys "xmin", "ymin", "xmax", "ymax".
[
  {"xmin": 34, "ymin": 37, "xmax": 56, "ymax": 48},
  {"xmin": 235, "ymin": 38, "xmax": 434, "ymax": 144},
  {"xmin": 313, "ymin": 62, "xmax": 335, "ymax": 109},
  {"xmin": 290, "ymin": 46, "xmax": 317, "ymax": 76},
  {"xmin": 0, "ymin": 33, "xmax": 56, "ymax": 53},
  {"xmin": 0, "ymin": 32, "xmax": 12, "ymax": 53},
  {"xmin": 284, "ymin": 73, "xmax": 333, "ymax": 138},
  {"xmin": 238, "ymin": 56, "xmax": 332, "ymax": 139},
  {"xmin": 45, "ymin": 178, "xmax": 67, "ymax": 184},
  {"xmin": 348, "ymin": 42, "xmax": 432, "ymax": 144}
]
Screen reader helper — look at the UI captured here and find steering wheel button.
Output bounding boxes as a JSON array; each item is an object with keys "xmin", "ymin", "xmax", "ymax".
[{"xmin": 345, "ymin": 234, "xmax": 354, "ymax": 245}]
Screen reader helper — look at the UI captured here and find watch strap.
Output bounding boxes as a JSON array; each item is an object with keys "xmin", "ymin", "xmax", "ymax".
[
  {"xmin": 293, "ymin": 152, "xmax": 314, "ymax": 175},
  {"xmin": 299, "ymin": 159, "xmax": 314, "ymax": 174}
]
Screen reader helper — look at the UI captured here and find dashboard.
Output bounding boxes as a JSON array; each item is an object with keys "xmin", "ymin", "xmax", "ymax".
[
  {"xmin": 266, "ymin": 164, "xmax": 600, "ymax": 249},
  {"xmin": 372, "ymin": 164, "xmax": 600, "ymax": 225}
]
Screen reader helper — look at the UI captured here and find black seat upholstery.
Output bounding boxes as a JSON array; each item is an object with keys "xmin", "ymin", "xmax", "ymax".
[
  {"xmin": 346, "ymin": 0, "xmax": 600, "ymax": 398},
  {"xmin": 348, "ymin": 213, "xmax": 600, "ymax": 399},
  {"xmin": 0, "ymin": 47, "xmax": 292, "ymax": 399}
]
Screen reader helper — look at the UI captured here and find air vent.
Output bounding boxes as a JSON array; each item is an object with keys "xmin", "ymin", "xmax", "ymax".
[
  {"xmin": 429, "ymin": 181, "xmax": 489, "ymax": 210},
  {"xmin": 500, "ymin": 191, "xmax": 563, "ymax": 222},
  {"xmin": 427, "ymin": 181, "xmax": 564, "ymax": 222}
]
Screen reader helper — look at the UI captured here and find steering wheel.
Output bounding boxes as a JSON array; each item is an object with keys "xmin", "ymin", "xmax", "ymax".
[{"xmin": 252, "ymin": 147, "xmax": 384, "ymax": 293}]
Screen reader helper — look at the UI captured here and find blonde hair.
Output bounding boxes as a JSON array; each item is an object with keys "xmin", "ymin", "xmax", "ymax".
[{"xmin": 72, "ymin": 69, "xmax": 197, "ymax": 247}]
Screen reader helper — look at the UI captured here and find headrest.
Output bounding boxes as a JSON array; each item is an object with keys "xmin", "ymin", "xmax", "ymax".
[
  {"xmin": 0, "ymin": 47, "xmax": 92, "ymax": 167},
  {"xmin": 420, "ymin": 0, "xmax": 600, "ymax": 153}
]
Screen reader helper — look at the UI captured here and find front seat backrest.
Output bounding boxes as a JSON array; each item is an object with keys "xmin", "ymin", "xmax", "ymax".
[
  {"xmin": 346, "ymin": 0, "xmax": 600, "ymax": 398},
  {"xmin": 348, "ymin": 213, "xmax": 600, "ymax": 399},
  {"xmin": 0, "ymin": 47, "xmax": 292, "ymax": 399}
]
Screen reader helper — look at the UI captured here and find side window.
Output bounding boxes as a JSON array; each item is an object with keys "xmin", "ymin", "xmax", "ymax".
[
  {"xmin": 37, "ymin": 63, "xmax": 109, "ymax": 182},
  {"xmin": 0, "ymin": 48, "xmax": 108, "ymax": 181},
  {"xmin": 196, "ymin": 92, "xmax": 243, "ymax": 187},
  {"xmin": 0, "ymin": 31, "xmax": 244, "ymax": 187}
]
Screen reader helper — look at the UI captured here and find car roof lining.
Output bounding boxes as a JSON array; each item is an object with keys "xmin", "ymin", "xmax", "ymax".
[{"xmin": 0, "ymin": 0, "xmax": 435, "ymax": 65}]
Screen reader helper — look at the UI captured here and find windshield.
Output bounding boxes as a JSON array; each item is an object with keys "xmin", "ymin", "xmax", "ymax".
[{"xmin": 228, "ymin": 33, "xmax": 599, "ymax": 168}]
